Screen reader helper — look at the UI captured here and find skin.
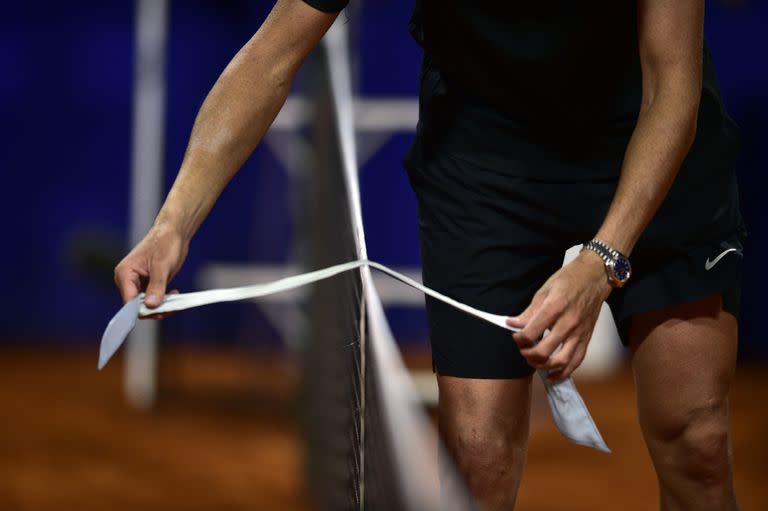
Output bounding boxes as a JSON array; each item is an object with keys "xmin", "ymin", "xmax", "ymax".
[
  {"xmin": 507, "ymin": 0, "xmax": 705, "ymax": 380},
  {"xmin": 114, "ymin": 0, "xmax": 338, "ymax": 309},
  {"xmin": 437, "ymin": 376, "xmax": 532, "ymax": 510},
  {"xmin": 442, "ymin": 296, "xmax": 739, "ymax": 511},
  {"xmin": 114, "ymin": 0, "xmax": 739, "ymax": 509},
  {"xmin": 630, "ymin": 295, "xmax": 738, "ymax": 510}
]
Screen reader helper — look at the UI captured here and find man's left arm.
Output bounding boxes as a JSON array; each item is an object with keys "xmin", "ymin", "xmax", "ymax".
[
  {"xmin": 508, "ymin": 0, "xmax": 705, "ymax": 379},
  {"xmin": 595, "ymin": 0, "xmax": 704, "ymax": 254}
]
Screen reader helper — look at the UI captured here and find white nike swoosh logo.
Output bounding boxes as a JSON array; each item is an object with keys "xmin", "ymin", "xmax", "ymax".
[{"xmin": 704, "ymin": 248, "xmax": 742, "ymax": 271}]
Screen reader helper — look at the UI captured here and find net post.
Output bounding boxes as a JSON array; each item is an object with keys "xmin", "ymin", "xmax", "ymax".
[{"xmin": 124, "ymin": 0, "xmax": 169, "ymax": 409}]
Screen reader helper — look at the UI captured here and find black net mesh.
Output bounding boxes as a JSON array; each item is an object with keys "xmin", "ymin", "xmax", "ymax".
[
  {"xmin": 299, "ymin": 42, "xmax": 363, "ymax": 510},
  {"xmin": 297, "ymin": 22, "xmax": 472, "ymax": 510},
  {"xmin": 298, "ymin": 41, "xmax": 405, "ymax": 511}
]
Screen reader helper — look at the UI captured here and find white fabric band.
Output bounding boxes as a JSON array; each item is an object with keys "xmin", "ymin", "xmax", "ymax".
[
  {"xmin": 137, "ymin": 259, "xmax": 512, "ymax": 330},
  {"xmin": 99, "ymin": 258, "xmax": 609, "ymax": 452}
]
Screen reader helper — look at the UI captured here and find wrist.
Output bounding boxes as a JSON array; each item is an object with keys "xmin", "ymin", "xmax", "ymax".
[
  {"xmin": 153, "ymin": 208, "xmax": 195, "ymax": 243},
  {"xmin": 577, "ymin": 250, "xmax": 614, "ymax": 295},
  {"xmin": 582, "ymin": 238, "xmax": 632, "ymax": 289},
  {"xmin": 593, "ymin": 228, "xmax": 635, "ymax": 257}
]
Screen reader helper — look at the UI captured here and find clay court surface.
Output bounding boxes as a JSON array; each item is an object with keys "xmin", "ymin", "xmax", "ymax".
[{"xmin": 1, "ymin": 345, "xmax": 765, "ymax": 510}]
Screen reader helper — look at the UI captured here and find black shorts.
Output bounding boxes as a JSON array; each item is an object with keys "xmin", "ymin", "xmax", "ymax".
[{"xmin": 405, "ymin": 148, "xmax": 746, "ymax": 380}]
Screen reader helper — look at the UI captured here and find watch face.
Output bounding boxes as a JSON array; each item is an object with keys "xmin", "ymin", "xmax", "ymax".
[{"xmin": 613, "ymin": 257, "xmax": 632, "ymax": 282}]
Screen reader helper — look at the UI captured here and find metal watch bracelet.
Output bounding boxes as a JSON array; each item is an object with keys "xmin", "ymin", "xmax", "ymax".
[{"xmin": 581, "ymin": 239, "xmax": 632, "ymax": 288}]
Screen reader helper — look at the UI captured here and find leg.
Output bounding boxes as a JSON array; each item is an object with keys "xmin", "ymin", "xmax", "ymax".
[
  {"xmin": 629, "ymin": 295, "xmax": 738, "ymax": 510},
  {"xmin": 437, "ymin": 374, "xmax": 532, "ymax": 511},
  {"xmin": 407, "ymin": 144, "xmax": 567, "ymax": 509}
]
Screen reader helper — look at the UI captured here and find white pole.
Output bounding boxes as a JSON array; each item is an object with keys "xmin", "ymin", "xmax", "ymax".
[{"xmin": 125, "ymin": 0, "xmax": 169, "ymax": 409}]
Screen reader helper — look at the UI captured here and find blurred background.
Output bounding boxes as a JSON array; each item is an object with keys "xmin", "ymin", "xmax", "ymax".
[{"xmin": 1, "ymin": 1, "xmax": 766, "ymax": 510}]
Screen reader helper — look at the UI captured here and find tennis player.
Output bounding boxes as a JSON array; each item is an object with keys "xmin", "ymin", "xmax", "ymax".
[{"xmin": 114, "ymin": 1, "xmax": 745, "ymax": 509}]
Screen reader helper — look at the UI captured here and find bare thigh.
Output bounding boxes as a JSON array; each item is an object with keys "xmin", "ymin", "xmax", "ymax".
[{"xmin": 629, "ymin": 295, "xmax": 738, "ymax": 509}]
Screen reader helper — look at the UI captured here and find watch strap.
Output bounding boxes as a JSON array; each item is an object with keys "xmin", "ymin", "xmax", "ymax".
[{"xmin": 581, "ymin": 239, "xmax": 631, "ymax": 288}]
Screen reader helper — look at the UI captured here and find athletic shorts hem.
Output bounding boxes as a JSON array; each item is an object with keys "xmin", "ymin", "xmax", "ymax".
[
  {"xmin": 407, "ymin": 144, "xmax": 745, "ymax": 379},
  {"xmin": 611, "ymin": 234, "xmax": 744, "ymax": 344}
]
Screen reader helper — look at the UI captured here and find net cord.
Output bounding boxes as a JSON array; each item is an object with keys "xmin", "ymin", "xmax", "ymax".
[
  {"xmin": 321, "ymin": 18, "xmax": 474, "ymax": 510},
  {"xmin": 322, "ymin": 20, "xmax": 369, "ymax": 509}
]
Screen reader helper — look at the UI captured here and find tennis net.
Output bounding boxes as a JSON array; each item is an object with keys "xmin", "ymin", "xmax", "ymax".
[{"xmin": 297, "ymin": 19, "xmax": 473, "ymax": 511}]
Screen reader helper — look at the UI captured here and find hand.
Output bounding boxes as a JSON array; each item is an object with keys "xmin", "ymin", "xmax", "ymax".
[
  {"xmin": 506, "ymin": 250, "xmax": 613, "ymax": 381},
  {"xmin": 113, "ymin": 222, "xmax": 189, "ymax": 319}
]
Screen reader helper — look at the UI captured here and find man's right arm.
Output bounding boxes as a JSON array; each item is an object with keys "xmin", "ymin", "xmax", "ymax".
[{"xmin": 115, "ymin": 0, "xmax": 341, "ymax": 309}]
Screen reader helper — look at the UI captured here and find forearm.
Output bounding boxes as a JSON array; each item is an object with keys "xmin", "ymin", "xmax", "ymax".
[
  {"xmin": 156, "ymin": 34, "xmax": 299, "ymax": 241},
  {"xmin": 595, "ymin": 86, "xmax": 699, "ymax": 255},
  {"xmin": 595, "ymin": 0, "xmax": 704, "ymax": 257},
  {"xmin": 153, "ymin": 1, "xmax": 337, "ymax": 241},
  {"xmin": 156, "ymin": 44, "xmax": 293, "ymax": 240}
]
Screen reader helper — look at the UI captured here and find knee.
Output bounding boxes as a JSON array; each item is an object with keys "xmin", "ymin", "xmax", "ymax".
[
  {"xmin": 453, "ymin": 428, "xmax": 528, "ymax": 495},
  {"xmin": 674, "ymin": 405, "xmax": 732, "ymax": 487}
]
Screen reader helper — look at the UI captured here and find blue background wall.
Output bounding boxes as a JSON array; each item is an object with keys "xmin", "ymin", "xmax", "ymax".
[{"xmin": 1, "ymin": 1, "xmax": 765, "ymax": 359}]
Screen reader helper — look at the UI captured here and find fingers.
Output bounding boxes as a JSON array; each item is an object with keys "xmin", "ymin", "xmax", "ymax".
[
  {"xmin": 519, "ymin": 313, "xmax": 579, "ymax": 368},
  {"xmin": 511, "ymin": 293, "xmax": 585, "ymax": 375},
  {"xmin": 540, "ymin": 336, "xmax": 580, "ymax": 382},
  {"xmin": 506, "ymin": 291, "xmax": 545, "ymax": 330},
  {"xmin": 139, "ymin": 289, "xmax": 179, "ymax": 320},
  {"xmin": 140, "ymin": 311, "xmax": 174, "ymax": 320},
  {"xmin": 542, "ymin": 335, "xmax": 578, "ymax": 371},
  {"xmin": 544, "ymin": 318, "xmax": 598, "ymax": 381},
  {"xmin": 114, "ymin": 226, "xmax": 187, "ymax": 317},
  {"xmin": 549, "ymin": 343, "xmax": 589, "ymax": 382},
  {"xmin": 512, "ymin": 294, "xmax": 564, "ymax": 350},
  {"xmin": 509, "ymin": 260, "xmax": 608, "ymax": 380},
  {"xmin": 143, "ymin": 258, "xmax": 171, "ymax": 309},
  {"xmin": 506, "ymin": 308, "xmax": 530, "ymax": 330},
  {"xmin": 114, "ymin": 264, "xmax": 144, "ymax": 304},
  {"xmin": 114, "ymin": 255, "xmax": 169, "ymax": 309}
]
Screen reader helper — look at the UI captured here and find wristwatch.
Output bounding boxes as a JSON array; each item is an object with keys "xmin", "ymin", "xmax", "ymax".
[{"xmin": 581, "ymin": 239, "xmax": 632, "ymax": 288}]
